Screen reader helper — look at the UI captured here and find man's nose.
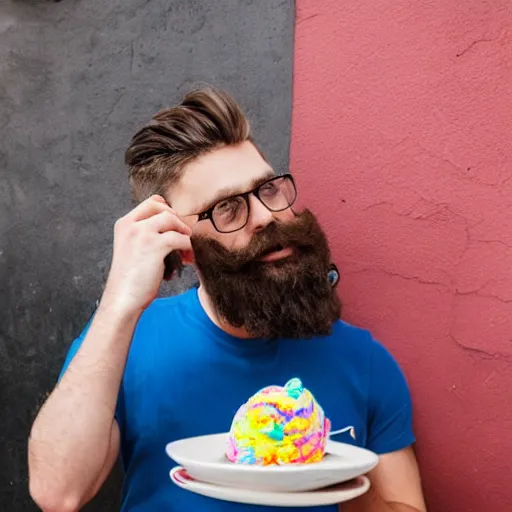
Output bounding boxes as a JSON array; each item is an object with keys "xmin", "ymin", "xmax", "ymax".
[{"xmin": 246, "ymin": 194, "xmax": 274, "ymax": 232}]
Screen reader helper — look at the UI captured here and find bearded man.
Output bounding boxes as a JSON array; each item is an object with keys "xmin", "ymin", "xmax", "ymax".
[{"xmin": 28, "ymin": 87, "xmax": 426, "ymax": 512}]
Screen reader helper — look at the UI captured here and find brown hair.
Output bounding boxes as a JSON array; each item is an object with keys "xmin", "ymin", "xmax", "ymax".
[{"xmin": 125, "ymin": 86, "xmax": 252, "ymax": 202}]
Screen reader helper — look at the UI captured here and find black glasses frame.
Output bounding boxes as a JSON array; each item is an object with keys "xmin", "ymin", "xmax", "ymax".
[{"xmin": 196, "ymin": 173, "xmax": 297, "ymax": 233}]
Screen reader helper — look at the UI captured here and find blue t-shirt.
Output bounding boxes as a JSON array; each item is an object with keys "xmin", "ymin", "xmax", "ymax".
[{"xmin": 60, "ymin": 287, "xmax": 415, "ymax": 511}]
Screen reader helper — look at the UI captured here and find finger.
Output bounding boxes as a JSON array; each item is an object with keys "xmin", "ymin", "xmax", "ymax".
[
  {"xmin": 143, "ymin": 211, "xmax": 191, "ymax": 235},
  {"xmin": 159, "ymin": 231, "xmax": 193, "ymax": 252},
  {"xmin": 127, "ymin": 195, "xmax": 172, "ymax": 222}
]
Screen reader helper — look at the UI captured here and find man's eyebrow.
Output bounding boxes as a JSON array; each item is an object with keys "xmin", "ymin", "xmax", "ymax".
[{"xmin": 195, "ymin": 170, "xmax": 275, "ymax": 213}]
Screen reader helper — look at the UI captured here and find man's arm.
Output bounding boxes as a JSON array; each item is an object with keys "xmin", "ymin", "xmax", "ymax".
[
  {"xmin": 81, "ymin": 417, "xmax": 122, "ymax": 505},
  {"xmin": 343, "ymin": 446, "xmax": 426, "ymax": 512},
  {"xmin": 28, "ymin": 304, "xmax": 139, "ymax": 512},
  {"xmin": 28, "ymin": 196, "xmax": 192, "ymax": 511}
]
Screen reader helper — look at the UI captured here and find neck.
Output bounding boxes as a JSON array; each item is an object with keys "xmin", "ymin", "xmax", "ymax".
[{"xmin": 197, "ymin": 284, "xmax": 255, "ymax": 339}]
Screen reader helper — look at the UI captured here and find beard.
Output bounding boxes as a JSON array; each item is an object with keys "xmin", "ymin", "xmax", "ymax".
[{"xmin": 191, "ymin": 208, "xmax": 341, "ymax": 339}]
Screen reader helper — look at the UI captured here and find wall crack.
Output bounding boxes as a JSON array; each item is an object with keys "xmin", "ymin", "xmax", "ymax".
[{"xmin": 456, "ymin": 38, "xmax": 496, "ymax": 58}]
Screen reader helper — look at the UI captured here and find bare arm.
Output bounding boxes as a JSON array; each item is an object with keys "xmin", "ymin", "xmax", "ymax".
[
  {"xmin": 28, "ymin": 304, "xmax": 137, "ymax": 511},
  {"xmin": 81, "ymin": 419, "xmax": 121, "ymax": 506},
  {"xmin": 28, "ymin": 196, "xmax": 192, "ymax": 511},
  {"xmin": 342, "ymin": 447, "xmax": 426, "ymax": 512}
]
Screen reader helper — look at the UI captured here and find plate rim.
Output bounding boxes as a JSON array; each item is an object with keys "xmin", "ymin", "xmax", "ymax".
[
  {"xmin": 170, "ymin": 466, "xmax": 371, "ymax": 506},
  {"xmin": 165, "ymin": 432, "xmax": 379, "ymax": 473}
]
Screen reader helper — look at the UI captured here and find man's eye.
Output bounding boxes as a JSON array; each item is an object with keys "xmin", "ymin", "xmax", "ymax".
[
  {"xmin": 260, "ymin": 182, "xmax": 278, "ymax": 196},
  {"xmin": 217, "ymin": 200, "xmax": 237, "ymax": 213},
  {"xmin": 215, "ymin": 199, "xmax": 242, "ymax": 219}
]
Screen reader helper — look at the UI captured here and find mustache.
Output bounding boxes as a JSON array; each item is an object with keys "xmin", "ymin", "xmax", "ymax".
[{"xmin": 191, "ymin": 209, "xmax": 323, "ymax": 272}]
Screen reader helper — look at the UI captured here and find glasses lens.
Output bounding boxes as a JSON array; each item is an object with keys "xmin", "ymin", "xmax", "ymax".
[
  {"xmin": 258, "ymin": 176, "xmax": 296, "ymax": 212},
  {"xmin": 212, "ymin": 196, "xmax": 249, "ymax": 233}
]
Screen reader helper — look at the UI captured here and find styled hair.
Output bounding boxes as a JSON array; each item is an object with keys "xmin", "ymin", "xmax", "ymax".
[{"xmin": 125, "ymin": 86, "xmax": 253, "ymax": 202}]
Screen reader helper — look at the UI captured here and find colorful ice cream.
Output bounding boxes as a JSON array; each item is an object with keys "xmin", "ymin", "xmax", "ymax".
[{"xmin": 226, "ymin": 378, "xmax": 331, "ymax": 465}]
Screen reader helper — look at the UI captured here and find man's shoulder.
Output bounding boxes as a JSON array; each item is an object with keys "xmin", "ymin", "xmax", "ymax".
[
  {"xmin": 330, "ymin": 319, "xmax": 376, "ymax": 351},
  {"xmin": 332, "ymin": 320, "xmax": 409, "ymax": 394},
  {"xmin": 333, "ymin": 318, "xmax": 372, "ymax": 339},
  {"xmin": 131, "ymin": 288, "xmax": 198, "ymax": 340},
  {"xmin": 326, "ymin": 319, "xmax": 401, "ymax": 369},
  {"xmin": 142, "ymin": 288, "xmax": 196, "ymax": 317}
]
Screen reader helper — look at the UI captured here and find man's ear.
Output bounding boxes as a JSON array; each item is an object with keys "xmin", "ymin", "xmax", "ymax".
[
  {"xmin": 162, "ymin": 249, "xmax": 194, "ymax": 281},
  {"xmin": 180, "ymin": 249, "xmax": 195, "ymax": 265}
]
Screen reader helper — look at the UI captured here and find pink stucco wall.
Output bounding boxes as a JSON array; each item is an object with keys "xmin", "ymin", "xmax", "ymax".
[{"xmin": 291, "ymin": 1, "xmax": 512, "ymax": 510}]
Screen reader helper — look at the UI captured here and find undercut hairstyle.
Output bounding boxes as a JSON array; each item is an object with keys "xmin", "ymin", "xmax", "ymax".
[{"xmin": 125, "ymin": 86, "xmax": 254, "ymax": 203}]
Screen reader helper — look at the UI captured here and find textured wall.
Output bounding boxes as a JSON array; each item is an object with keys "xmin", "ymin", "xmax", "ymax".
[
  {"xmin": 291, "ymin": 1, "xmax": 512, "ymax": 511},
  {"xmin": 0, "ymin": 1, "xmax": 294, "ymax": 509}
]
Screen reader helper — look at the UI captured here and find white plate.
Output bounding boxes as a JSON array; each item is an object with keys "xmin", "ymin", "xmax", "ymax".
[
  {"xmin": 165, "ymin": 433, "xmax": 378, "ymax": 492},
  {"xmin": 171, "ymin": 466, "xmax": 370, "ymax": 507}
]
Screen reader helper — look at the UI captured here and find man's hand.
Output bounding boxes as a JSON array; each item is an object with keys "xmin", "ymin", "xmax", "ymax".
[
  {"xmin": 103, "ymin": 195, "xmax": 192, "ymax": 316},
  {"xmin": 343, "ymin": 446, "xmax": 426, "ymax": 512}
]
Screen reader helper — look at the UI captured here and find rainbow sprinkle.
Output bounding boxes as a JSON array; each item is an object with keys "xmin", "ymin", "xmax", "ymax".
[{"xmin": 226, "ymin": 378, "xmax": 331, "ymax": 465}]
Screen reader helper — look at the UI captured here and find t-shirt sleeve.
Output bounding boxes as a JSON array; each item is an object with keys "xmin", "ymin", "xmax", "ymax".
[
  {"xmin": 366, "ymin": 339, "xmax": 416, "ymax": 454},
  {"xmin": 58, "ymin": 317, "xmax": 93, "ymax": 381}
]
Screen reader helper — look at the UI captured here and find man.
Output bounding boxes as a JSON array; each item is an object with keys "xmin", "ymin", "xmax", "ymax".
[{"xmin": 28, "ymin": 87, "xmax": 426, "ymax": 511}]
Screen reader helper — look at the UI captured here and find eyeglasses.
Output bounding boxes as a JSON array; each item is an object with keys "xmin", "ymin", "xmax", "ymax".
[{"xmin": 195, "ymin": 174, "xmax": 297, "ymax": 233}]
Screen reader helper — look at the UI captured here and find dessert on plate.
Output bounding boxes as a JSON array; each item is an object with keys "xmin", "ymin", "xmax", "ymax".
[{"xmin": 227, "ymin": 378, "xmax": 331, "ymax": 466}]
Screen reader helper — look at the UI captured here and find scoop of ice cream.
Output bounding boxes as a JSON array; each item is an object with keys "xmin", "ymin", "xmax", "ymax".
[{"xmin": 226, "ymin": 378, "xmax": 331, "ymax": 465}]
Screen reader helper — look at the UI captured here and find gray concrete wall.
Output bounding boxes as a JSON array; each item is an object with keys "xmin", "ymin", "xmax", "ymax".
[{"xmin": 0, "ymin": 1, "xmax": 294, "ymax": 509}]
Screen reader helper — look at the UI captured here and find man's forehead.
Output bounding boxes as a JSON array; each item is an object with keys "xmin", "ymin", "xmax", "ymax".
[{"xmin": 168, "ymin": 142, "xmax": 274, "ymax": 212}]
